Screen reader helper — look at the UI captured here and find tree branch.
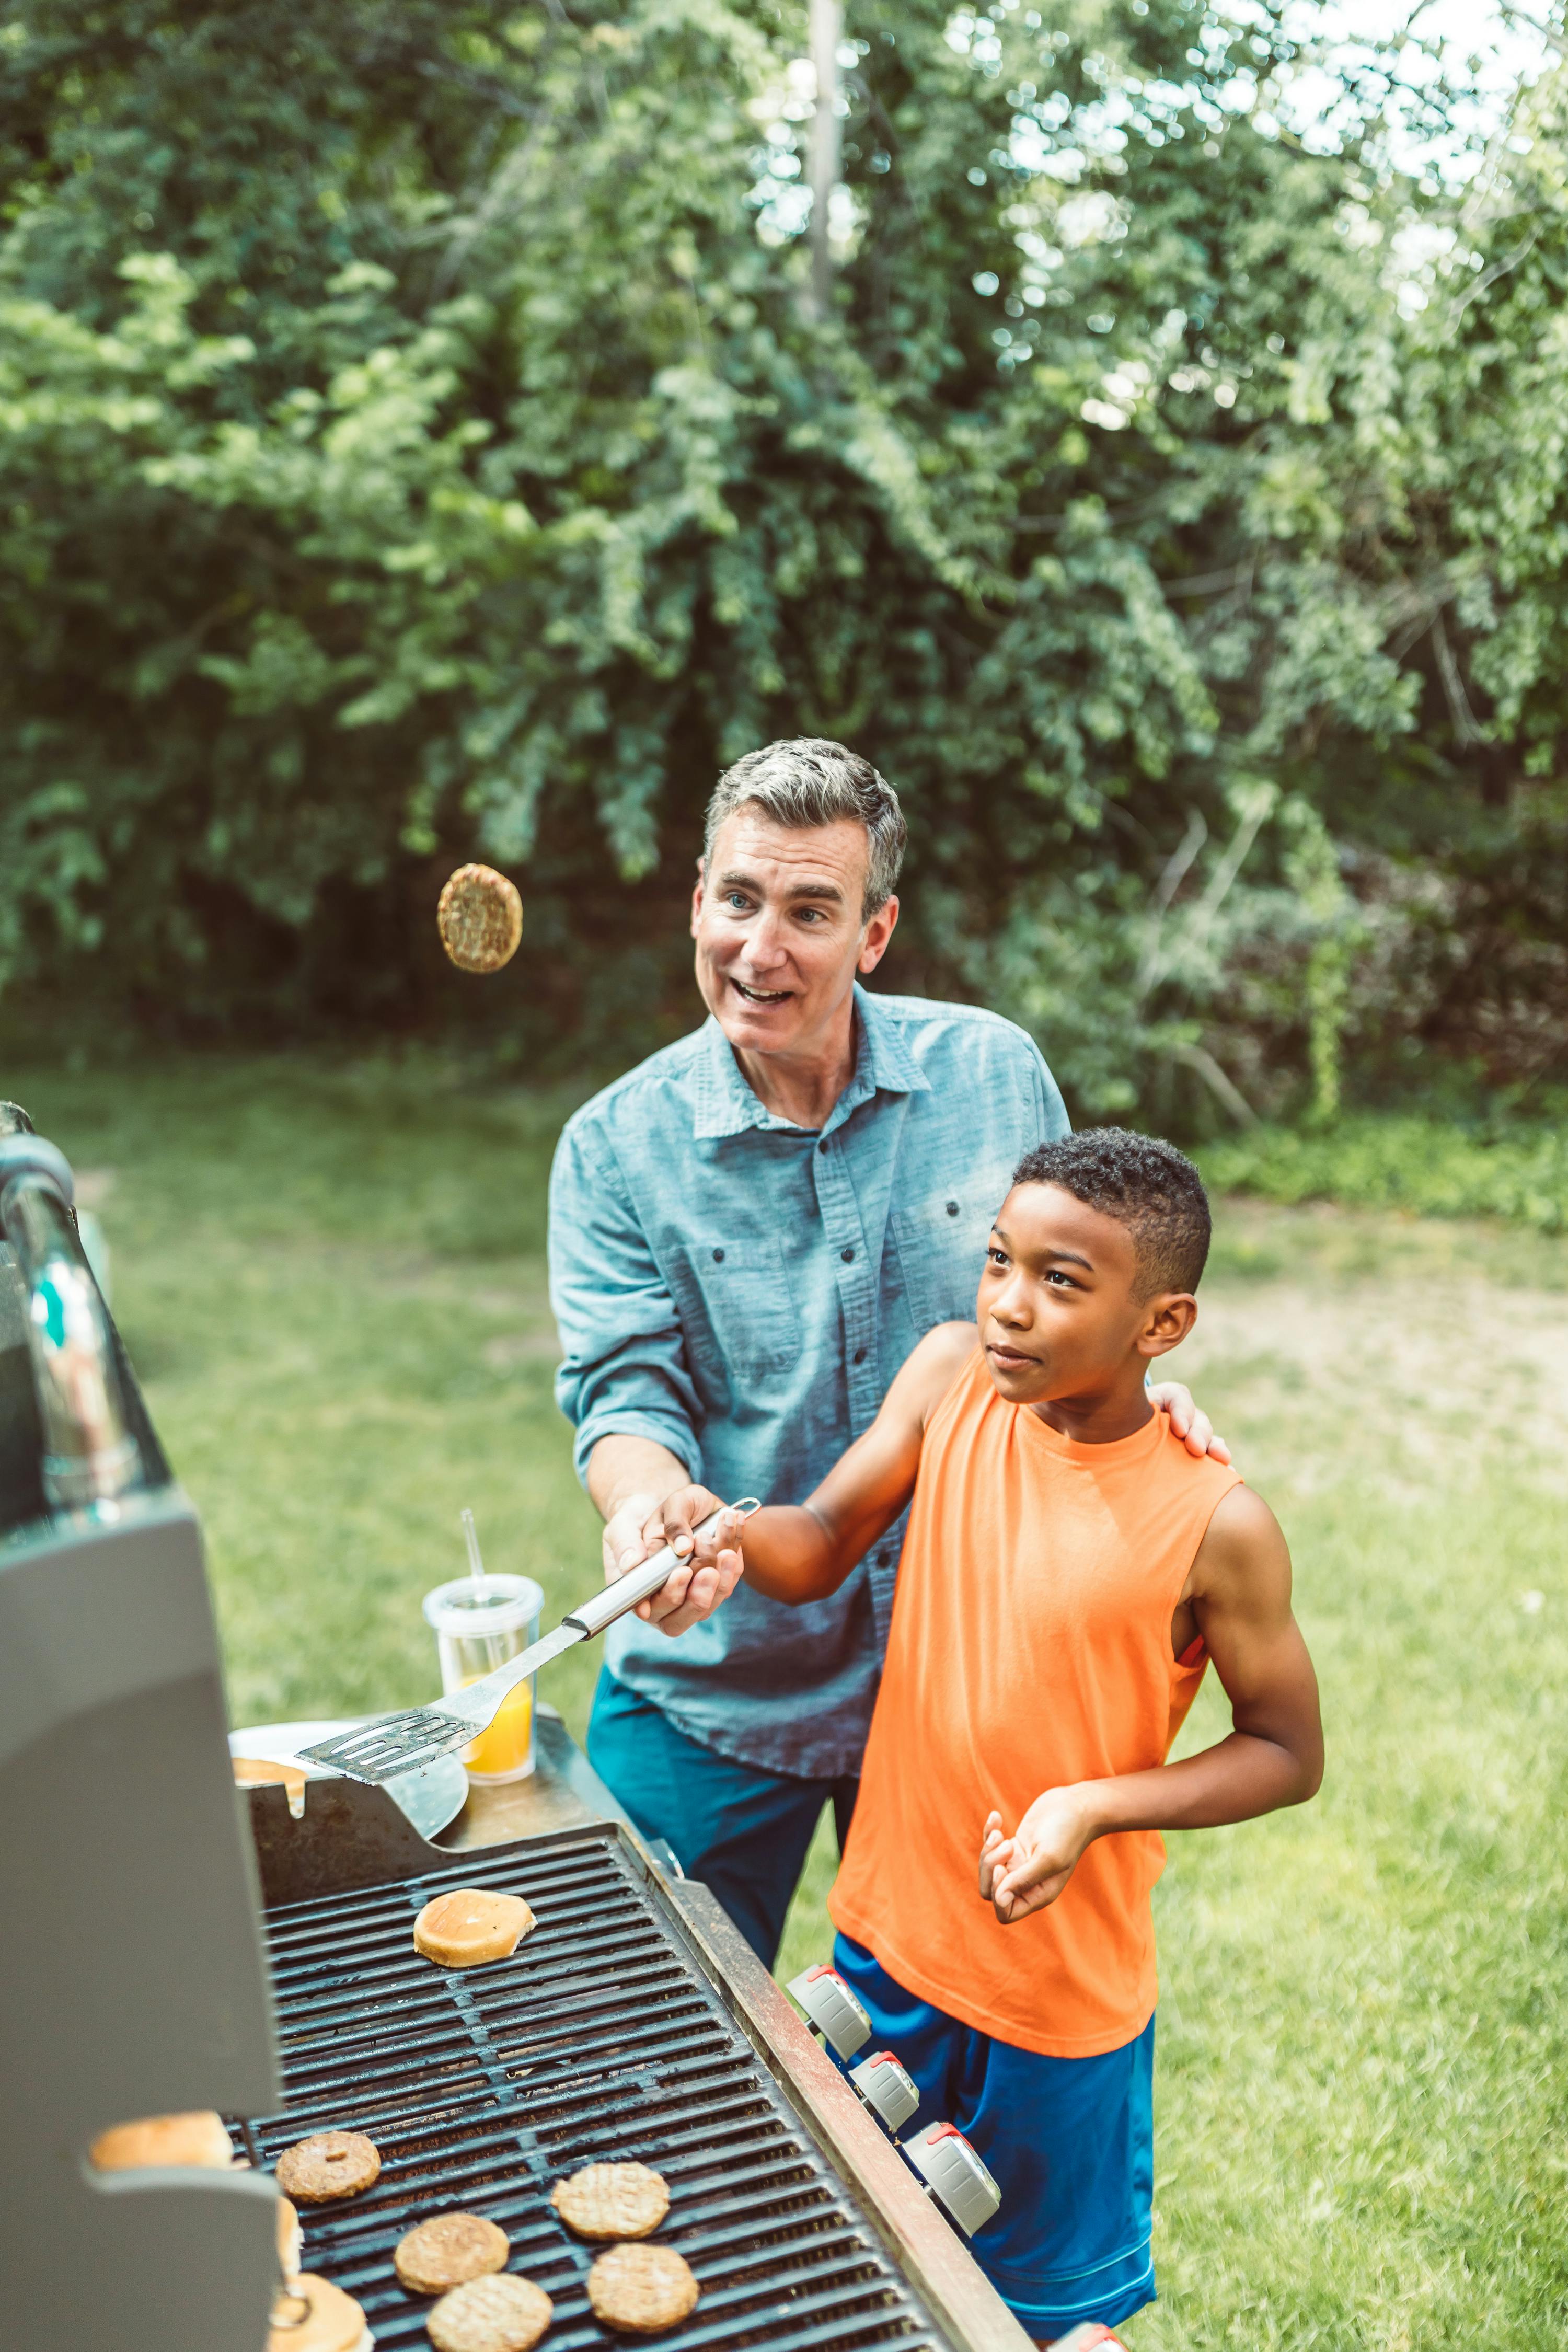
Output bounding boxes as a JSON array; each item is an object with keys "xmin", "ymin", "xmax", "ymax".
[{"xmin": 1171, "ymin": 1041, "xmax": 1259, "ymax": 1128}]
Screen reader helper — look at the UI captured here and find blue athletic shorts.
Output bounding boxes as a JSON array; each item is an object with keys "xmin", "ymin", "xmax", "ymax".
[
  {"xmin": 833, "ymin": 1935, "xmax": 1156, "ymax": 2339},
  {"xmin": 586, "ymin": 1670, "xmax": 857, "ymax": 1969}
]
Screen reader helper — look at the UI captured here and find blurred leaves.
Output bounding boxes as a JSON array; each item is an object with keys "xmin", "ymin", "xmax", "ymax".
[
  {"xmin": 1201, "ymin": 1109, "xmax": 1568, "ymax": 1233},
  {"xmin": 1, "ymin": 0, "xmax": 1567, "ymax": 1115}
]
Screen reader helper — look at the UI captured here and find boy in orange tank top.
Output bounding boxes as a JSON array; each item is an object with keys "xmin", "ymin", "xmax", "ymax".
[{"xmin": 637, "ymin": 1131, "xmax": 1324, "ymax": 2344}]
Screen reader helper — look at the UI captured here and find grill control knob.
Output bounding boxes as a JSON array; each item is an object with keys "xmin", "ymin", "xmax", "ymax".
[
  {"xmin": 903, "ymin": 2121, "xmax": 1002, "ymax": 2237},
  {"xmin": 849, "ymin": 2049, "xmax": 920, "ymax": 2132},
  {"xmin": 786, "ymin": 1963, "xmax": 872, "ymax": 2059}
]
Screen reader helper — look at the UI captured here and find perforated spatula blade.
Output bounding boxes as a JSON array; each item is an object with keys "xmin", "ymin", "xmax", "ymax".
[
  {"xmin": 295, "ymin": 1625, "xmax": 582, "ymax": 1783},
  {"xmin": 296, "ymin": 1501, "xmax": 758, "ymax": 1785}
]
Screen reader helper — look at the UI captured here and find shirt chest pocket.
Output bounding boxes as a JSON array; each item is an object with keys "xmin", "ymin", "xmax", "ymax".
[
  {"xmin": 889, "ymin": 1161, "xmax": 1016, "ymax": 1334},
  {"xmin": 670, "ymin": 1237, "xmax": 804, "ymax": 1386}
]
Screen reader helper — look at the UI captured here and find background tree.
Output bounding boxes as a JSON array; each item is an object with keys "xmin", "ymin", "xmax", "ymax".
[{"xmin": 1, "ymin": 0, "xmax": 1563, "ymax": 1123}]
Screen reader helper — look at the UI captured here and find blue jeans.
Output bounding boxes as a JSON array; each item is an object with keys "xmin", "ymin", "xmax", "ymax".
[{"xmin": 586, "ymin": 1670, "xmax": 858, "ymax": 1968}]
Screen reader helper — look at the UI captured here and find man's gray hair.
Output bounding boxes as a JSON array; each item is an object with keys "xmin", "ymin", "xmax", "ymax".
[{"xmin": 703, "ymin": 738, "xmax": 907, "ymax": 919}]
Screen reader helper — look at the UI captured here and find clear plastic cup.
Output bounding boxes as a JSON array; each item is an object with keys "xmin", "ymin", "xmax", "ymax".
[{"xmin": 421, "ymin": 1573, "xmax": 544, "ymax": 1784}]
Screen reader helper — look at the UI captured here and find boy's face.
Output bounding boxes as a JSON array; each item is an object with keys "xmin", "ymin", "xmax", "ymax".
[{"xmin": 975, "ymin": 1181, "xmax": 1197, "ymax": 1409}]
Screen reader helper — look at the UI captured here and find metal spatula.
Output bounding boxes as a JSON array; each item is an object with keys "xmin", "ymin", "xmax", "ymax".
[{"xmin": 295, "ymin": 1501, "xmax": 759, "ymax": 1785}]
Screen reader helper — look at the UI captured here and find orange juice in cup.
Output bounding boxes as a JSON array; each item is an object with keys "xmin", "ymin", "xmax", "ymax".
[
  {"xmin": 422, "ymin": 1572, "xmax": 544, "ymax": 1784},
  {"xmin": 460, "ymin": 1675, "xmax": 534, "ymax": 1780}
]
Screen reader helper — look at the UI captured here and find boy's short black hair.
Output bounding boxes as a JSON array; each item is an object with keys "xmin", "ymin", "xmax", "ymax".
[{"xmin": 1011, "ymin": 1129, "xmax": 1211, "ymax": 1297}]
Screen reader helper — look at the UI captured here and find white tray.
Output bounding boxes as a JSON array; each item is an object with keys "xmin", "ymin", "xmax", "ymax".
[{"xmin": 229, "ymin": 1719, "xmax": 469, "ymax": 1841}]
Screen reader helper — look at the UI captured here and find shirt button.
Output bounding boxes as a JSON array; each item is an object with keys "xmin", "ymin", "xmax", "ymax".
[
  {"xmin": 712, "ymin": 1248, "xmax": 725, "ymax": 1262},
  {"xmin": 818, "ymin": 1140, "xmax": 829, "ymax": 1155},
  {"xmin": 840, "ymin": 1246, "xmax": 855, "ymax": 1262},
  {"xmin": 853, "ymin": 1346, "xmax": 866, "ymax": 1364},
  {"xmin": 946, "ymin": 1201, "xmax": 959, "ymax": 1216}
]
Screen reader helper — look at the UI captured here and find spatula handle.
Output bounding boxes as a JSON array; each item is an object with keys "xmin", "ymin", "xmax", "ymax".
[{"xmin": 565, "ymin": 1500, "xmax": 760, "ymax": 1639}]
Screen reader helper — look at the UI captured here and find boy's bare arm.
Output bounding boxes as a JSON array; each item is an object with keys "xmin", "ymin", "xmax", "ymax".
[
  {"xmin": 633, "ymin": 1322, "xmax": 977, "ymax": 1622},
  {"xmin": 981, "ymin": 1484, "xmax": 1323, "ymax": 1922}
]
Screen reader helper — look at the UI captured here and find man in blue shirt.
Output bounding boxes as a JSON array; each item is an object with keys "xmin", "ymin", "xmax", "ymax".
[{"xmin": 549, "ymin": 739, "xmax": 1223, "ymax": 1965}]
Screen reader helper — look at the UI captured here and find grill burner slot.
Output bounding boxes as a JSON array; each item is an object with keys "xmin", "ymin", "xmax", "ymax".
[{"xmin": 249, "ymin": 1829, "xmax": 947, "ymax": 2350}]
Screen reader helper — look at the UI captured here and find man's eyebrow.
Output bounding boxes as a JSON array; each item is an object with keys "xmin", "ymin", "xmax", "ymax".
[
  {"xmin": 717, "ymin": 867, "xmax": 846, "ymax": 904},
  {"xmin": 991, "ymin": 1221, "xmax": 1093, "ymax": 1272}
]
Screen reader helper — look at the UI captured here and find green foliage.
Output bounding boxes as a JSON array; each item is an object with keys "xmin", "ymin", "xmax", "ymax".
[
  {"xmin": 2, "ymin": 0, "xmax": 1567, "ymax": 1115},
  {"xmin": 1282, "ymin": 797, "xmax": 1361, "ymax": 1123},
  {"xmin": 1200, "ymin": 1111, "xmax": 1568, "ymax": 1231}
]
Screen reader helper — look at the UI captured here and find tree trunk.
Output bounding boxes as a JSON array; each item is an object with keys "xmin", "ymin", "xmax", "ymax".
[{"xmin": 807, "ymin": 0, "xmax": 841, "ymax": 322}]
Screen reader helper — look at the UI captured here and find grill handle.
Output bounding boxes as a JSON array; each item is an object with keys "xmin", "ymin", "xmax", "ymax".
[{"xmin": 0, "ymin": 1133, "xmax": 144, "ymax": 1515}]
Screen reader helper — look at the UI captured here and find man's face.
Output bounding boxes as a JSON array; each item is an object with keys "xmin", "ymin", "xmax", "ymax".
[
  {"xmin": 974, "ymin": 1181, "xmax": 1195, "ymax": 1408},
  {"xmin": 691, "ymin": 808, "xmax": 897, "ymax": 1059}
]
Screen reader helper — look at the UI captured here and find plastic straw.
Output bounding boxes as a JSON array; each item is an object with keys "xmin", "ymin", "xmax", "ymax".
[{"xmin": 460, "ymin": 1507, "xmax": 486, "ymax": 1597}]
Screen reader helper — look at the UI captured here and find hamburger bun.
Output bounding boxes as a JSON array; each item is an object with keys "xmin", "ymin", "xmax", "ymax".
[
  {"xmin": 412, "ymin": 1888, "xmax": 535, "ymax": 1969},
  {"xmin": 437, "ymin": 866, "xmax": 523, "ymax": 975},
  {"xmin": 89, "ymin": 2111, "xmax": 234, "ymax": 2171},
  {"xmin": 278, "ymin": 2195, "xmax": 303, "ymax": 2278},
  {"xmin": 550, "ymin": 2160, "xmax": 669, "ymax": 2241},
  {"xmin": 234, "ymin": 1756, "xmax": 308, "ymax": 1797},
  {"xmin": 267, "ymin": 2274, "xmax": 373, "ymax": 2352},
  {"xmin": 234, "ymin": 1755, "xmax": 309, "ymax": 1819}
]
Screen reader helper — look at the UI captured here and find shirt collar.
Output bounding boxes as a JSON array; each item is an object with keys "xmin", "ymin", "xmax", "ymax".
[
  {"xmin": 855, "ymin": 985, "xmax": 930, "ymax": 1101},
  {"xmin": 690, "ymin": 984, "xmax": 929, "ymax": 1142}
]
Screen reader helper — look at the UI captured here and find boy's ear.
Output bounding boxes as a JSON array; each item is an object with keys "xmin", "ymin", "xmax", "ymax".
[{"xmin": 1136, "ymin": 1292, "xmax": 1198, "ymax": 1358}]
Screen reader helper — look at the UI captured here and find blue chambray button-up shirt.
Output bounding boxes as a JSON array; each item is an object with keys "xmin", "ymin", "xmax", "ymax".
[{"xmin": 548, "ymin": 985, "xmax": 1068, "ymax": 1778}]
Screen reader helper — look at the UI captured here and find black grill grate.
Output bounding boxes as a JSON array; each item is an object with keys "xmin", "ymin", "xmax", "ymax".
[{"xmin": 246, "ymin": 1828, "xmax": 946, "ymax": 2350}]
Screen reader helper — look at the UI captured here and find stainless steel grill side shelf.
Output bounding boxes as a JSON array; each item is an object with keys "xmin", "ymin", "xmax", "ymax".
[{"xmin": 240, "ymin": 1804, "xmax": 1032, "ymax": 2352}]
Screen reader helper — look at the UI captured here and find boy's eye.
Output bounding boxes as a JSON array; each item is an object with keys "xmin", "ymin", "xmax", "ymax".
[
  {"xmin": 986, "ymin": 1248, "xmax": 1009, "ymax": 1268},
  {"xmin": 1044, "ymin": 1268, "xmax": 1077, "ymax": 1288}
]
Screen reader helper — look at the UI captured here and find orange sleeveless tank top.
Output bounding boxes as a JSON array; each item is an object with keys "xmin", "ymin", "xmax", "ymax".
[{"xmin": 829, "ymin": 1350, "xmax": 1241, "ymax": 2057}]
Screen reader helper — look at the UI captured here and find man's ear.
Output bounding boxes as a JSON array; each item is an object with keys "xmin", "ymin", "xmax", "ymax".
[
  {"xmin": 690, "ymin": 857, "xmax": 706, "ymax": 940},
  {"xmin": 857, "ymin": 893, "xmax": 900, "ymax": 974},
  {"xmin": 1137, "ymin": 1293, "xmax": 1198, "ymax": 1358}
]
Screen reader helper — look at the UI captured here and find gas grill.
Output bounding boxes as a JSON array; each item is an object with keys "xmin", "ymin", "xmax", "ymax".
[
  {"xmin": 0, "ymin": 1104, "xmax": 1031, "ymax": 2352},
  {"xmin": 243, "ymin": 1773, "xmax": 1030, "ymax": 2352}
]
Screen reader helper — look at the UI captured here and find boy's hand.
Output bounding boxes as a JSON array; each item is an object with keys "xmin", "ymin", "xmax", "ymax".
[
  {"xmin": 607, "ymin": 1483, "xmax": 745, "ymax": 1637},
  {"xmin": 978, "ymin": 1793, "xmax": 1098, "ymax": 1924}
]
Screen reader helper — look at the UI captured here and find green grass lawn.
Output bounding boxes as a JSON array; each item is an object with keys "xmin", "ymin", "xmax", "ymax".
[{"xmin": 7, "ymin": 1051, "xmax": 1567, "ymax": 2348}]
